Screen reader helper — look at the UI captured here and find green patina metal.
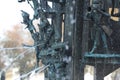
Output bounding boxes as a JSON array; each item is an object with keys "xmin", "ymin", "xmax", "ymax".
[
  {"xmin": 18, "ymin": 0, "xmax": 120, "ymax": 80},
  {"xmin": 86, "ymin": 0, "xmax": 109, "ymax": 54},
  {"xmin": 19, "ymin": 0, "xmax": 67, "ymax": 80}
]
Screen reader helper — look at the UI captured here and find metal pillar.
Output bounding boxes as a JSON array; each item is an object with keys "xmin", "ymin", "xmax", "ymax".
[
  {"xmin": 72, "ymin": 0, "xmax": 84, "ymax": 80},
  {"xmin": 64, "ymin": 0, "xmax": 84, "ymax": 80}
]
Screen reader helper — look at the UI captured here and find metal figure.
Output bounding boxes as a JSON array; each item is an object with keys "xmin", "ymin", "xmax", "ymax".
[
  {"xmin": 87, "ymin": 0, "xmax": 109, "ymax": 53},
  {"xmin": 21, "ymin": 10, "xmax": 36, "ymax": 34}
]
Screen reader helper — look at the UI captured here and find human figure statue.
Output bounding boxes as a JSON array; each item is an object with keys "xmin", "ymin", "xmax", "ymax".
[
  {"xmin": 87, "ymin": 0, "xmax": 109, "ymax": 53},
  {"xmin": 21, "ymin": 10, "xmax": 41, "ymax": 67},
  {"xmin": 38, "ymin": 9, "xmax": 54, "ymax": 46},
  {"xmin": 21, "ymin": 10, "xmax": 36, "ymax": 34}
]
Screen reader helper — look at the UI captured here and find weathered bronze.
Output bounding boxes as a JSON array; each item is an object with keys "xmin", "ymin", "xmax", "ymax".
[
  {"xmin": 19, "ymin": 0, "xmax": 68, "ymax": 80},
  {"xmin": 18, "ymin": 0, "xmax": 120, "ymax": 80},
  {"xmin": 86, "ymin": 0, "xmax": 109, "ymax": 54}
]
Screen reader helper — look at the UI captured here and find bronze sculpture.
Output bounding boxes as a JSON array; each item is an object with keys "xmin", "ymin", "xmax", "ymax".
[
  {"xmin": 19, "ymin": 0, "xmax": 67, "ymax": 80},
  {"xmin": 87, "ymin": 0, "xmax": 109, "ymax": 53}
]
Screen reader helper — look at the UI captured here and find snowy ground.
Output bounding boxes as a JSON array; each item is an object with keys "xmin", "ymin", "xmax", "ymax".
[{"xmin": 5, "ymin": 67, "xmax": 120, "ymax": 80}]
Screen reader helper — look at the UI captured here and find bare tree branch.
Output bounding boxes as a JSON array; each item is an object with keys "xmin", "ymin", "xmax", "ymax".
[
  {"xmin": 0, "ymin": 42, "xmax": 45, "ymax": 80},
  {"xmin": 0, "ymin": 47, "xmax": 33, "ymax": 50},
  {"xmin": 15, "ymin": 65, "xmax": 49, "ymax": 80},
  {"xmin": 0, "ymin": 48, "xmax": 33, "ymax": 80}
]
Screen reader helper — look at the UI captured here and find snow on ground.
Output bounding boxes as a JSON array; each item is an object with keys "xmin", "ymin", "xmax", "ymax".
[{"xmin": 84, "ymin": 73, "xmax": 94, "ymax": 80}]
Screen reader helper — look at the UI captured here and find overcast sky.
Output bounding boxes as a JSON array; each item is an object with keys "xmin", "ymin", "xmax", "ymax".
[{"xmin": 0, "ymin": 0, "xmax": 33, "ymax": 34}]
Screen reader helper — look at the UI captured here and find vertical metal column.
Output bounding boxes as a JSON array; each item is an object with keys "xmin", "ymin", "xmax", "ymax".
[
  {"xmin": 52, "ymin": 3, "xmax": 63, "ymax": 42},
  {"xmin": 72, "ymin": 0, "xmax": 84, "ymax": 80},
  {"xmin": 64, "ymin": 0, "xmax": 84, "ymax": 79},
  {"xmin": 64, "ymin": 0, "xmax": 75, "ymax": 80}
]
